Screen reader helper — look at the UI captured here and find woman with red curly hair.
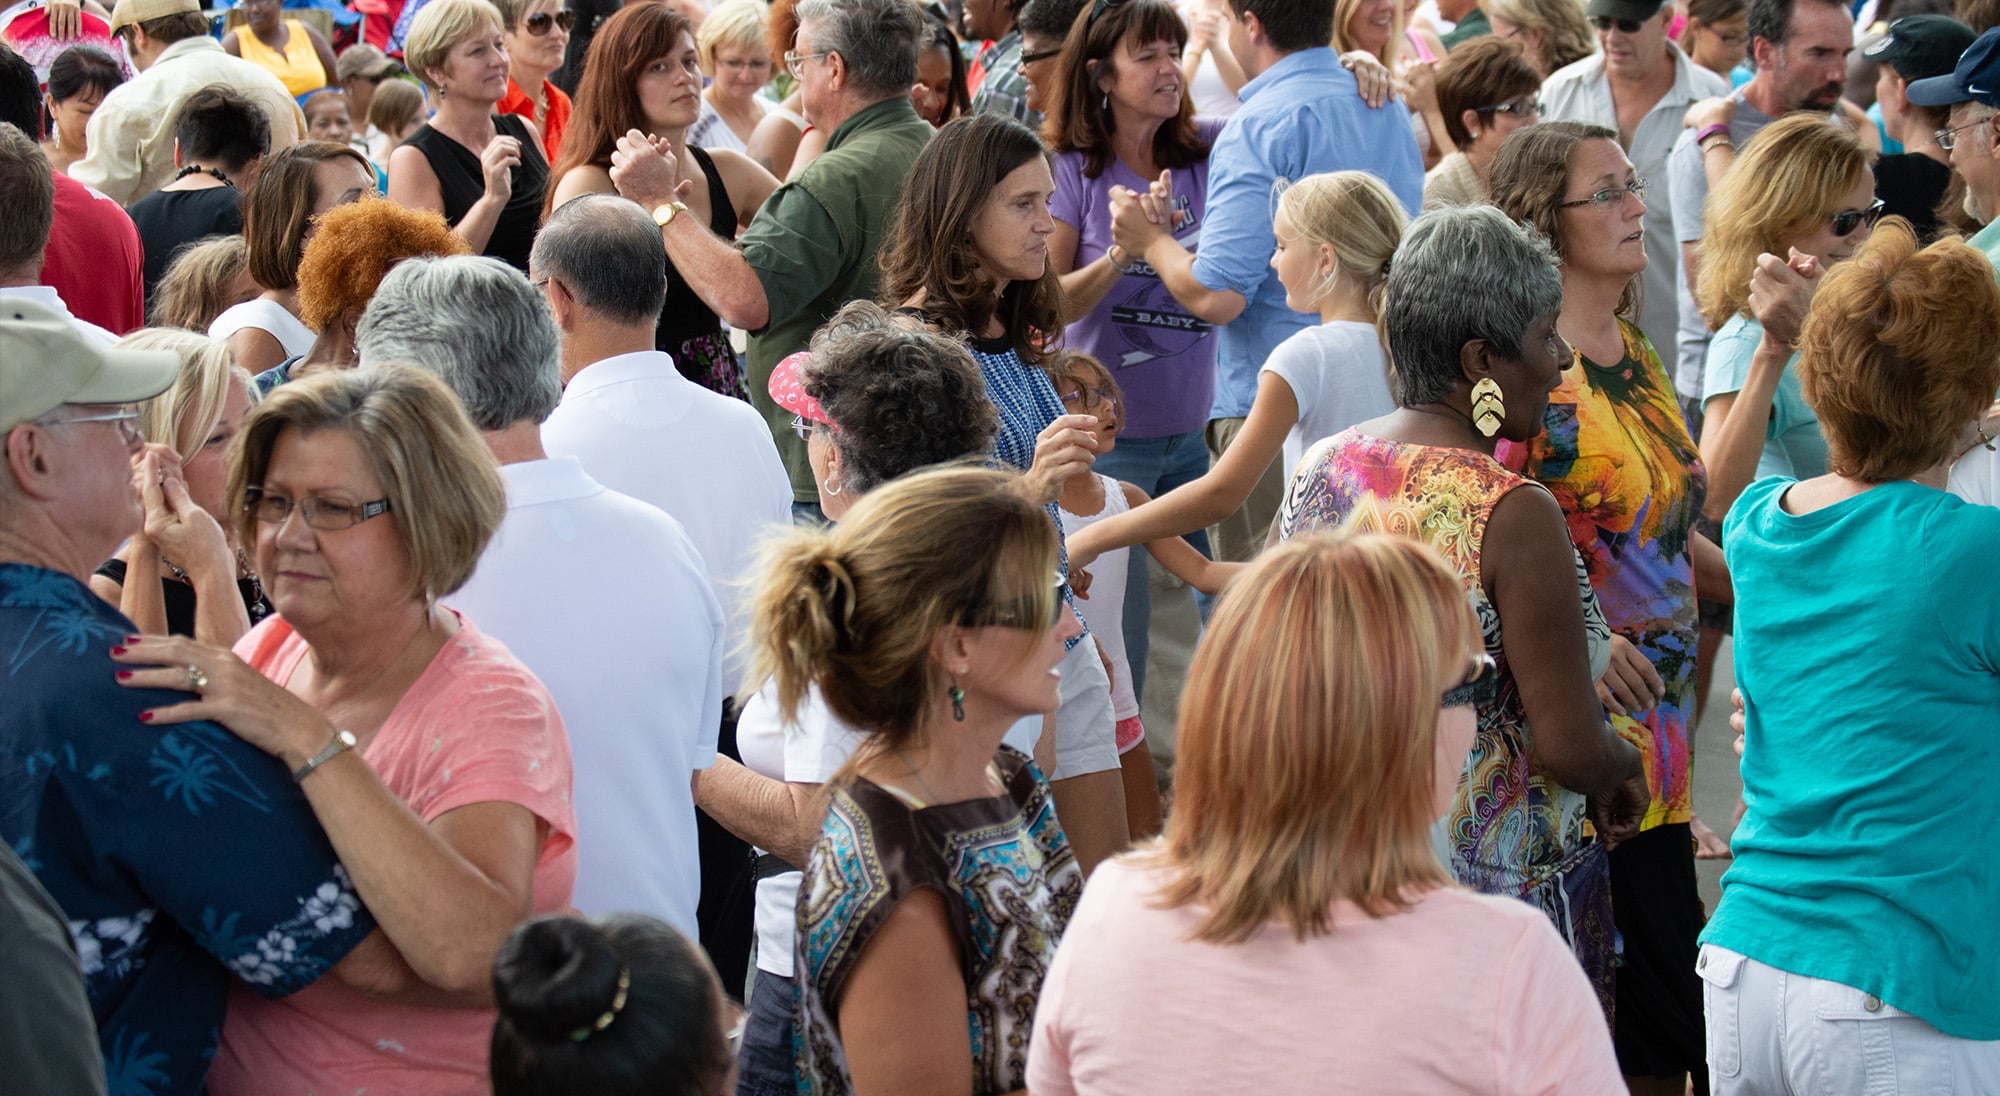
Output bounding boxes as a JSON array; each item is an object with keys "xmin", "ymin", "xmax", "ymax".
[{"xmin": 253, "ymin": 195, "xmax": 470, "ymax": 393}]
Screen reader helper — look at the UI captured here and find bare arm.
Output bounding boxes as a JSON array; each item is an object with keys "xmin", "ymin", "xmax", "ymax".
[
  {"xmin": 1127, "ymin": 485, "xmax": 1247, "ymax": 596},
  {"xmin": 1681, "ymin": 241, "xmax": 1701, "ymax": 296},
  {"xmin": 548, "ymin": 163, "xmax": 614, "ymax": 210},
  {"xmin": 693, "ymin": 758, "xmax": 822, "ymax": 868},
  {"xmin": 221, "ymin": 29, "xmax": 242, "ymax": 55},
  {"xmin": 225, "ymin": 326, "xmax": 289, "ymax": 376},
  {"xmin": 1482, "ymin": 486, "xmax": 1644, "ymax": 797},
  {"xmin": 1691, "ymin": 528, "xmax": 1730, "ymax": 605},
  {"xmin": 306, "ymin": 26, "xmax": 339, "ymax": 87},
  {"xmin": 835, "ymin": 889, "xmax": 978, "ymax": 1096}
]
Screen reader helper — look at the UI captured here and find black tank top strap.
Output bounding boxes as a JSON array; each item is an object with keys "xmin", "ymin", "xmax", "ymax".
[{"xmin": 685, "ymin": 144, "xmax": 735, "ymax": 236}]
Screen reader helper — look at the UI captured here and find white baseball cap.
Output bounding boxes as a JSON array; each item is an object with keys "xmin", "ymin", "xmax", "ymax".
[{"xmin": 1, "ymin": 297, "xmax": 180, "ymax": 433}]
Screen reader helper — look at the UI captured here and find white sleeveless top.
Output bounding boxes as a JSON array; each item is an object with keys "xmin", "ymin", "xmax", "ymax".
[
  {"xmin": 208, "ymin": 297, "xmax": 315, "ymax": 357},
  {"xmin": 1057, "ymin": 474, "xmax": 1139, "ymax": 723}
]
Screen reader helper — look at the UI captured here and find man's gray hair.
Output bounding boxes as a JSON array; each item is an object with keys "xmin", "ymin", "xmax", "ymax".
[
  {"xmin": 796, "ymin": 0, "xmax": 924, "ymax": 98},
  {"xmin": 355, "ymin": 255, "xmax": 562, "ymax": 430},
  {"xmin": 529, "ymin": 194, "xmax": 668, "ymax": 327},
  {"xmin": 1384, "ymin": 204, "xmax": 1563, "ymax": 408}
]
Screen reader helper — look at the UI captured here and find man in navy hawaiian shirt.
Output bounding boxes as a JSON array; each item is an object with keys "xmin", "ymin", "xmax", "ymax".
[{"xmin": 0, "ymin": 297, "xmax": 381, "ymax": 1096}]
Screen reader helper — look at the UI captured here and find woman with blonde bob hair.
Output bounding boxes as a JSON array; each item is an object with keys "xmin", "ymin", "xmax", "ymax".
[
  {"xmin": 90, "ymin": 328, "xmax": 267, "ymax": 644},
  {"xmin": 1484, "ymin": 0, "xmax": 1596, "ymax": 78},
  {"xmin": 756, "ymin": 464, "xmax": 1081, "ymax": 1095},
  {"xmin": 113, "ymin": 366, "xmax": 577, "ymax": 1095},
  {"xmin": 1699, "ymin": 224, "xmax": 2000, "ymax": 1094},
  {"xmin": 1028, "ymin": 531, "xmax": 1624, "ymax": 1092},
  {"xmin": 1694, "ymin": 113, "xmax": 1878, "ymax": 523}
]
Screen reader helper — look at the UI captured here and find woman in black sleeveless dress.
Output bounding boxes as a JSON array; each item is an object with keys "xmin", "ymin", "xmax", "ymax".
[
  {"xmin": 542, "ymin": 1, "xmax": 779, "ymax": 399},
  {"xmin": 389, "ymin": 0, "xmax": 550, "ymax": 271}
]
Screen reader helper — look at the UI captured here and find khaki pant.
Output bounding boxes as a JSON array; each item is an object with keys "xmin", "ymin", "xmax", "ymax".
[{"xmin": 1203, "ymin": 416, "xmax": 1286, "ymax": 562}]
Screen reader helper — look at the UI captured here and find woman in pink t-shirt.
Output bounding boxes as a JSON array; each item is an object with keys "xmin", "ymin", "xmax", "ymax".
[
  {"xmin": 1027, "ymin": 532, "xmax": 1624, "ymax": 1095},
  {"xmin": 116, "ymin": 367, "xmax": 576, "ymax": 1095}
]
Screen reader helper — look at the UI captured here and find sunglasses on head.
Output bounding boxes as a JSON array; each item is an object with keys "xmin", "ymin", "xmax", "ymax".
[
  {"xmin": 1588, "ymin": 14, "xmax": 1644, "ymax": 33},
  {"xmin": 522, "ymin": 9, "xmax": 575, "ymax": 35},
  {"xmin": 1442, "ymin": 653, "xmax": 1499, "ymax": 709},
  {"xmin": 1086, "ymin": 0, "xmax": 1129, "ymax": 31},
  {"xmin": 1828, "ymin": 198, "xmax": 1885, "ymax": 238}
]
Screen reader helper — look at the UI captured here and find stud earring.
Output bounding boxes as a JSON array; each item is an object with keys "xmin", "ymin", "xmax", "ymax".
[
  {"xmin": 949, "ymin": 677, "xmax": 966, "ymax": 722},
  {"xmin": 1470, "ymin": 377, "xmax": 1506, "ymax": 438}
]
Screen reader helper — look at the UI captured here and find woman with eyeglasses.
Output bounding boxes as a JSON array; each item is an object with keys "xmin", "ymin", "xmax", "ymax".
[
  {"xmin": 389, "ymin": 0, "xmax": 551, "ymax": 271},
  {"xmin": 689, "ymin": 0, "xmax": 773, "ymax": 154},
  {"xmin": 1489, "ymin": 120, "xmax": 1721, "ymax": 1096},
  {"xmin": 1695, "ymin": 113, "xmax": 1880, "ymax": 526},
  {"xmin": 1276, "ymin": 204, "xmax": 1649, "ymax": 1018},
  {"xmin": 750, "ymin": 465, "xmax": 1081, "ymax": 1096},
  {"xmin": 547, "ymin": 2, "xmax": 778, "ymax": 400},
  {"xmin": 111, "ymin": 366, "xmax": 577, "ymax": 1095},
  {"xmin": 495, "ymin": 0, "xmax": 575, "ymax": 162},
  {"xmin": 1026, "ymin": 532, "xmax": 1625, "ymax": 1093},
  {"xmin": 1423, "ymin": 36, "xmax": 1542, "ymax": 208}
]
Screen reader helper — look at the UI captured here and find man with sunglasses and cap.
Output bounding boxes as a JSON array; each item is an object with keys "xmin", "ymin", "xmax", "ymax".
[
  {"xmin": 0, "ymin": 298, "xmax": 413, "ymax": 1095},
  {"xmin": 1868, "ymin": 15, "xmax": 1978, "ymax": 239},
  {"xmin": 1541, "ymin": 0, "xmax": 1728, "ymax": 374}
]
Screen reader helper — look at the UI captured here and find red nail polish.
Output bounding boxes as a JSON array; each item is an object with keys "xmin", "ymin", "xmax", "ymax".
[
  {"xmin": 116, "ymin": 670, "xmax": 132, "ymax": 681},
  {"xmin": 125, "ymin": 635, "xmax": 141, "ymax": 643},
  {"xmin": 110, "ymin": 645, "xmax": 127, "ymax": 656},
  {"xmin": 138, "ymin": 711, "xmax": 153, "ymax": 723}
]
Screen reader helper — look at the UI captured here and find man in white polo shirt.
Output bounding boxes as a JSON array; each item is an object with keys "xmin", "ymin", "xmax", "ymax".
[{"xmin": 357, "ymin": 254, "xmax": 726, "ymax": 937}]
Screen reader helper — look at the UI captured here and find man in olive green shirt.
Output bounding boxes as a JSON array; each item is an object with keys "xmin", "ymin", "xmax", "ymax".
[{"xmin": 609, "ymin": 0, "xmax": 934, "ymax": 505}]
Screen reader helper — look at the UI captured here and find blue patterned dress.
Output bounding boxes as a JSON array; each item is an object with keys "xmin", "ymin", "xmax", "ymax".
[{"xmin": 794, "ymin": 746, "xmax": 1080, "ymax": 1094}]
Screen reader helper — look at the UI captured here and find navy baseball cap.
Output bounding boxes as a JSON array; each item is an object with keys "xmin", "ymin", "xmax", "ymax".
[
  {"xmin": 1906, "ymin": 25, "xmax": 2000, "ymax": 108},
  {"xmin": 1864, "ymin": 16, "xmax": 1977, "ymax": 83}
]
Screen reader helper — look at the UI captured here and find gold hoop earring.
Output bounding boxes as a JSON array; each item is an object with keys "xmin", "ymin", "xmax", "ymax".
[{"xmin": 1470, "ymin": 377, "xmax": 1506, "ymax": 438}]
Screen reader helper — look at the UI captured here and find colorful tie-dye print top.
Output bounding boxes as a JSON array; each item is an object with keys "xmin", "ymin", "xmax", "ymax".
[{"xmin": 1505, "ymin": 320, "xmax": 1706, "ymax": 830}]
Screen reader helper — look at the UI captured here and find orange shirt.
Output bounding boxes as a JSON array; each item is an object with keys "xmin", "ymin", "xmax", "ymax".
[{"xmin": 498, "ymin": 77, "xmax": 572, "ymax": 162}]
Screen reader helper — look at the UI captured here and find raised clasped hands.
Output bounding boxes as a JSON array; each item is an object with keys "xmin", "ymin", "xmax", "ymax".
[
  {"xmin": 1107, "ymin": 169, "xmax": 1184, "ymax": 256},
  {"xmin": 131, "ymin": 446, "xmax": 232, "ymax": 581},
  {"xmin": 1748, "ymin": 247, "xmax": 1821, "ymax": 346},
  {"xmin": 609, "ymin": 129, "xmax": 695, "ymax": 211}
]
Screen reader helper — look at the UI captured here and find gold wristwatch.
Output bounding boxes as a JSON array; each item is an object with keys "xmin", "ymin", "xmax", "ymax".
[{"xmin": 652, "ymin": 200, "xmax": 690, "ymax": 227}]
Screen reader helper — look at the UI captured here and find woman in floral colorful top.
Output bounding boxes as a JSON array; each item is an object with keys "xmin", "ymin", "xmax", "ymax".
[
  {"xmin": 1275, "ymin": 204, "xmax": 1647, "ymax": 1013},
  {"xmin": 1490, "ymin": 120, "xmax": 1731, "ymax": 1096}
]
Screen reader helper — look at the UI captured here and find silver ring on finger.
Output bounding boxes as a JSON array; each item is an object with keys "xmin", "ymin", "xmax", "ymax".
[{"xmin": 186, "ymin": 663, "xmax": 208, "ymax": 692}]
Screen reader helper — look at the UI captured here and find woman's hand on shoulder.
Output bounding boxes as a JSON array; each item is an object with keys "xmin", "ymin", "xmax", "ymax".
[
  {"xmin": 1338, "ymin": 51, "xmax": 1393, "ymax": 109},
  {"xmin": 111, "ymin": 634, "xmax": 333, "ymax": 770}
]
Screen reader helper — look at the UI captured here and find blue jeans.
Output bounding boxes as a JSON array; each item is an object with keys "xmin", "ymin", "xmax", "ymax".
[
  {"xmin": 1091, "ymin": 429, "xmax": 1210, "ymax": 702},
  {"xmin": 734, "ymin": 971, "xmax": 797, "ymax": 1096}
]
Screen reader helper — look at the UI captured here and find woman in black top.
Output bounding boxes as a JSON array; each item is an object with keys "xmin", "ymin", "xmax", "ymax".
[
  {"xmin": 389, "ymin": 0, "xmax": 549, "ymax": 270},
  {"xmin": 544, "ymin": 2, "xmax": 777, "ymax": 399},
  {"xmin": 127, "ymin": 87, "xmax": 272, "ymax": 302}
]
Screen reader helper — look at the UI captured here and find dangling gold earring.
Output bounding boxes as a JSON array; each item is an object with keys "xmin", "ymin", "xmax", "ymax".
[{"xmin": 1470, "ymin": 377, "xmax": 1506, "ymax": 438}]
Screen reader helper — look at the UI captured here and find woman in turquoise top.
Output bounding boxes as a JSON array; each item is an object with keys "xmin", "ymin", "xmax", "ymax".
[
  {"xmin": 1693, "ymin": 113, "xmax": 1881, "ymax": 524},
  {"xmin": 1700, "ymin": 222, "xmax": 2000, "ymax": 1089}
]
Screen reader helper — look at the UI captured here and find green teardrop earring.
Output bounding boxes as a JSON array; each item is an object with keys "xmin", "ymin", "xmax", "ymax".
[{"xmin": 949, "ymin": 680, "xmax": 966, "ymax": 722}]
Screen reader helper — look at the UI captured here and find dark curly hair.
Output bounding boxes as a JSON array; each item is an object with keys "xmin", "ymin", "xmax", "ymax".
[
  {"xmin": 804, "ymin": 302, "xmax": 1000, "ymax": 494},
  {"xmin": 296, "ymin": 195, "xmax": 470, "ymax": 331}
]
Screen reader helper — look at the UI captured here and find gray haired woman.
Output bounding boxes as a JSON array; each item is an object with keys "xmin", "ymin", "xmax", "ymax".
[{"xmin": 1276, "ymin": 203, "xmax": 1646, "ymax": 1013}]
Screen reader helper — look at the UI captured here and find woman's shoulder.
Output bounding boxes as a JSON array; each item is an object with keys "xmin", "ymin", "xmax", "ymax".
[{"xmin": 208, "ymin": 298, "xmax": 305, "ymax": 342}]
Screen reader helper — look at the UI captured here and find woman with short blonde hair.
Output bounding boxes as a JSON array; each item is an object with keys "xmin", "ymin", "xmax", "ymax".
[
  {"xmin": 1485, "ymin": 0, "xmax": 1596, "ymax": 78},
  {"xmin": 689, "ymin": 0, "xmax": 771, "ymax": 152},
  {"xmin": 1028, "ymin": 532, "xmax": 1626, "ymax": 1091}
]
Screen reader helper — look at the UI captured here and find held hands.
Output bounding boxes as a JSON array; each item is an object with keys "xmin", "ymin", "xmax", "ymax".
[
  {"xmin": 133, "ymin": 448, "xmax": 233, "ymax": 584},
  {"xmin": 1748, "ymin": 248, "xmax": 1822, "ymax": 346},
  {"xmin": 110, "ymin": 633, "xmax": 335, "ymax": 768},
  {"xmin": 478, "ymin": 135, "xmax": 523, "ymax": 204},
  {"xmin": 1338, "ymin": 51, "xmax": 1394, "ymax": 110},
  {"xmin": 609, "ymin": 130, "xmax": 694, "ymax": 211},
  {"xmin": 1020, "ymin": 413, "xmax": 1098, "ymax": 507},
  {"xmin": 1107, "ymin": 170, "xmax": 1181, "ymax": 255},
  {"xmin": 1187, "ymin": 7, "xmax": 1222, "ymax": 55},
  {"xmin": 1398, "ymin": 59, "xmax": 1439, "ymax": 115},
  {"xmin": 1595, "ymin": 633, "xmax": 1665, "ymax": 717}
]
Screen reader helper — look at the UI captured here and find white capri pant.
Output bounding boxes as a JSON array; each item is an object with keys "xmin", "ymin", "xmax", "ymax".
[
  {"xmin": 1000, "ymin": 636, "xmax": 1118, "ymax": 780},
  {"xmin": 1698, "ymin": 944, "xmax": 2000, "ymax": 1095}
]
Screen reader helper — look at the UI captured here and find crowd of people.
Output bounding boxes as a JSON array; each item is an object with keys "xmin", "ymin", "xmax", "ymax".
[{"xmin": 1, "ymin": 0, "xmax": 1997, "ymax": 1091}]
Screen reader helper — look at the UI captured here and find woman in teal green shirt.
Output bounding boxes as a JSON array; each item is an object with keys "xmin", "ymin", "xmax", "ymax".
[{"xmin": 1701, "ymin": 221, "xmax": 2000, "ymax": 1089}]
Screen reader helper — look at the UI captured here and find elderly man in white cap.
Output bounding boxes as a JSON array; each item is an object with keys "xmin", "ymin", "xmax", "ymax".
[
  {"xmin": 0, "ymin": 298, "xmax": 395, "ymax": 1096},
  {"xmin": 69, "ymin": 0, "xmax": 303, "ymax": 205}
]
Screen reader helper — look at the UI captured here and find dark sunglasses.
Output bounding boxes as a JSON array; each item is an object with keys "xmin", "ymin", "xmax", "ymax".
[
  {"xmin": 1442, "ymin": 653, "xmax": 1499, "ymax": 709},
  {"xmin": 1588, "ymin": 14, "xmax": 1644, "ymax": 32},
  {"xmin": 522, "ymin": 9, "xmax": 575, "ymax": 35},
  {"xmin": 1828, "ymin": 198, "xmax": 1885, "ymax": 238},
  {"xmin": 962, "ymin": 571, "xmax": 1071, "ymax": 631}
]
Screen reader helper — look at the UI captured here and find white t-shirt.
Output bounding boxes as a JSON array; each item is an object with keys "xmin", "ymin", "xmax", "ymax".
[
  {"xmin": 734, "ymin": 681, "xmax": 863, "ymax": 978},
  {"xmin": 1259, "ymin": 320, "xmax": 1398, "ymax": 477},
  {"xmin": 1950, "ymin": 445, "xmax": 1999, "ymax": 507},
  {"xmin": 543, "ymin": 350, "xmax": 793, "ymax": 696},
  {"xmin": 208, "ymin": 297, "xmax": 315, "ymax": 358},
  {"xmin": 446, "ymin": 457, "xmax": 723, "ymax": 934}
]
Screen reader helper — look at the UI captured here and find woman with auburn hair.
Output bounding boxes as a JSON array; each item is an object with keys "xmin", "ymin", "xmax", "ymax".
[
  {"xmin": 1028, "ymin": 532, "xmax": 1624, "ymax": 1092},
  {"xmin": 251, "ymin": 196, "xmax": 471, "ymax": 392},
  {"xmin": 1040, "ymin": 0, "xmax": 1220, "ymax": 702},
  {"xmin": 1699, "ymin": 224, "xmax": 2000, "ymax": 1093},
  {"xmin": 390, "ymin": 0, "xmax": 550, "ymax": 271},
  {"xmin": 1423, "ymin": 36, "xmax": 1542, "ymax": 208},
  {"xmin": 113, "ymin": 367, "xmax": 576, "ymax": 1095},
  {"xmin": 1695, "ymin": 113, "xmax": 1879, "ymax": 523},
  {"xmin": 1484, "ymin": 0, "xmax": 1595, "ymax": 79},
  {"xmin": 548, "ymin": 1, "xmax": 777, "ymax": 399},
  {"xmin": 881, "ymin": 111, "xmax": 1133, "ymax": 877},
  {"xmin": 1489, "ymin": 120, "xmax": 1720, "ymax": 1096},
  {"xmin": 89, "ymin": 328, "xmax": 267, "ymax": 645},
  {"xmin": 1276, "ymin": 204, "xmax": 1647, "ymax": 1012},
  {"xmin": 749, "ymin": 465, "xmax": 1081, "ymax": 1095},
  {"xmin": 208, "ymin": 141, "xmax": 377, "ymax": 374}
]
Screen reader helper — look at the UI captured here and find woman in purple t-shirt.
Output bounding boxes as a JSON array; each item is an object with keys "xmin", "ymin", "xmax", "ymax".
[{"xmin": 1042, "ymin": 0, "xmax": 1220, "ymax": 698}]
